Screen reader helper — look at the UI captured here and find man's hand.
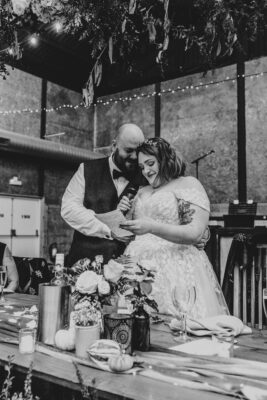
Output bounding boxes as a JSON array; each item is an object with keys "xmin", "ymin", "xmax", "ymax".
[
  {"xmin": 117, "ymin": 196, "xmax": 132, "ymax": 214},
  {"xmin": 119, "ymin": 218, "xmax": 154, "ymax": 235},
  {"xmin": 111, "ymin": 230, "xmax": 134, "ymax": 244},
  {"xmin": 195, "ymin": 226, "xmax": 210, "ymax": 251}
]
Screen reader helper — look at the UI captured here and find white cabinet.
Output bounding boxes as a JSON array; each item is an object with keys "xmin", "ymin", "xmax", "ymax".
[
  {"xmin": 0, "ymin": 195, "xmax": 44, "ymax": 257},
  {"xmin": 13, "ymin": 198, "xmax": 40, "ymax": 236},
  {"xmin": 0, "ymin": 197, "xmax": 12, "ymax": 235}
]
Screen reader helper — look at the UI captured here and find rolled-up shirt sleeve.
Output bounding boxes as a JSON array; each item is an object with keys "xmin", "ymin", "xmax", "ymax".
[
  {"xmin": 61, "ymin": 163, "xmax": 111, "ymax": 238},
  {"xmin": 4, "ymin": 246, "xmax": 19, "ymax": 291}
]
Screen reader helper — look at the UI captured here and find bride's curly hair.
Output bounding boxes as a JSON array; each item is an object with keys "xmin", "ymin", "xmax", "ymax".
[{"xmin": 137, "ymin": 137, "xmax": 186, "ymax": 186}]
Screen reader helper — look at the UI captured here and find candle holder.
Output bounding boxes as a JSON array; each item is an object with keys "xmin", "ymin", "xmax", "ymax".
[
  {"xmin": 19, "ymin": 328, "xmax": 36, "ymax": 354},
  {"xmin": 103, "ymin": 313, "xmax": 133, "ymax": 354}
]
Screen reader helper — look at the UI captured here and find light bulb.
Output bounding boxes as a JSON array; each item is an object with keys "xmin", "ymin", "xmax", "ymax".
[{"xmin": 29, "ymin": 35, "xmax": 38, "ymax": 46}]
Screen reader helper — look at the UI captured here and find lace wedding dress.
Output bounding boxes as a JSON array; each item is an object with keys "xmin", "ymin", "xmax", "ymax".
[{"xmin": 125, "ymin": 176, "xmax": 229, "ymax": 318}]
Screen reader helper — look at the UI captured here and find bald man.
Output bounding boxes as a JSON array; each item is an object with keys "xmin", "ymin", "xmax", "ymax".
[{"xmin": 61, "ymin": 123, "xmax": 145, "ymax": 266}]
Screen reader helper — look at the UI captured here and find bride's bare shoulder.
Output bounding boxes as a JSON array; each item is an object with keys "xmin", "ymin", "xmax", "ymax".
[
  {"xmin": 169, "ymin": 176, "xmax": 202, "ymax": 189},
  {"xmin": 137, "ymin": 185, "xmax": 152, "ymax": 195}
]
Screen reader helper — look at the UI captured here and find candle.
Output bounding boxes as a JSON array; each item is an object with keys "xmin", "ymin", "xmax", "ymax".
[{"xmin": 19, "ymin": 328, "xmax": 36, "ymax": 354}]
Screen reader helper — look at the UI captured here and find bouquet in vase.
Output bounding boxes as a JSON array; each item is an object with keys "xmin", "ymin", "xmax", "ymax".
[{"xmin": 67, "ymin": 255, "xmax": 158, "ymax": 315}]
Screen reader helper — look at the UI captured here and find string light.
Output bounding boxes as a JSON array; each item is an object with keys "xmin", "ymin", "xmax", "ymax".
[
  {"xmin": 29, "ymin": 35, "xmax": 38, "ymax": 46},
  {"xmin": 0, "ymin": 70, "xmax": 266, "ymax": 116},
  {"xmin": 54, "ymin": 21, "xmax": 63, "ymax": 32}
]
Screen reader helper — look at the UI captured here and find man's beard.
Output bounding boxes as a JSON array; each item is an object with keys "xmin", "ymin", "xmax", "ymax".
[{"xmin": 113, "ymin": 149, "xmax": 138, "ymax": 180}]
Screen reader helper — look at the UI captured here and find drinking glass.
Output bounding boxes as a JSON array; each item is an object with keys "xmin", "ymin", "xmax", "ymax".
[
  {"xmin": 0, "ymin": 265, "xmax": 8, "ymax": 303},
  {"xmin": 171, "ymin": 285, "xmax": 196, "ymax": 342},
  {"xmin": 263, "ymin": 288, "xmax": 267, "ymax": 320}
]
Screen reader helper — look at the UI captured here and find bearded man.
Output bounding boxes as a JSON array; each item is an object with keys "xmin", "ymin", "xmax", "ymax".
[{"xmin": 61, "ymin": 123, "xmax": 145, "ymax": 266}]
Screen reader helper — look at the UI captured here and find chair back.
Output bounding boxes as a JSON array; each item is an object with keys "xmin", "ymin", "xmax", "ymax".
[
  {"xmin": 223, "ymin": 236, "xmax": 267, "ymax": 328},
  {"xmin": 14, "ymin": 257, "xmax": 53, "ymax": 295}
]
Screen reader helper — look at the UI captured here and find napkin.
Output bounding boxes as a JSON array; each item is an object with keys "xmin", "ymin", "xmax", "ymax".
[
  {"xmin": 170, "ymin": 315, "xmax": 252, "ymax": 337},
  {"xmin": 170, "ymin": 337, "xmax": 235, "ymax": 357}
]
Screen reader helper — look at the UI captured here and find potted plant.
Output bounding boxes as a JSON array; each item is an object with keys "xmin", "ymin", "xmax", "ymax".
[{"xmin": 72, "ymin": 299, "xmax": 102, "ymax": 358}]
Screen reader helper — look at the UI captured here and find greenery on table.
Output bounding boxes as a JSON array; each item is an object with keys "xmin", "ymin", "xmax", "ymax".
[
  {"xmin": 0, "ymin": 355, "xmax": 39, "ymax": 400},
  {"xmin": 0, "ymin": 355, "xmax": 97, "ymax": 400},
  {"xmin": 0, "ymin": 0, "xmax": 266, "ymax": 100}
]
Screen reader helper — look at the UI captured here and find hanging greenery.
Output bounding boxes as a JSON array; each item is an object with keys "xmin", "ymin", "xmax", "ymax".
[{"xmin": 0, "ymin": 0, "xmax": 266, "ymax": 103}]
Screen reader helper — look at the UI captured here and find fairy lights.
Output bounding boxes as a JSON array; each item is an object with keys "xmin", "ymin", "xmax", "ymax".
[
  {"xmin": 29, "ymin": 35, "xmax": 39, "ymax": 46},
  {"xmin": 0, "ymin": 70, "xmax": 266, "ymax": 116},
  {"xmin": 54, "ymin": 21, "xmax": 63, "ymax": 32}
]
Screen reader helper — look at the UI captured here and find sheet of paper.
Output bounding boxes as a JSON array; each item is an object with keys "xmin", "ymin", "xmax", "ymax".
[
  {"xmin": 170, "ymin": 338, "xmax": 237, "ymax": 357},
  {"xmin": 96, "ymin": 210, "xmax": 134, "ymax": 239}
]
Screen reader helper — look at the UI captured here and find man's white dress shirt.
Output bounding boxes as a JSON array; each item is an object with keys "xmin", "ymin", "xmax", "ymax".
[{"xmin": 61, "ymin": 156, "xmax": 129, "ymax": 239}]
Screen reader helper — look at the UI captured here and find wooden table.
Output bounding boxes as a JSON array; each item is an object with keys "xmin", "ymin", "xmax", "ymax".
[{"xmin": 0, "ymin": 293, "xmax": 267, "ymax": 400}]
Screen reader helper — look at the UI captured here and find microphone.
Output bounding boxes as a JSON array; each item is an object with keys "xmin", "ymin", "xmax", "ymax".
[
  {"xmin": 125, "ymin": 186, "xmax": 138, "ymax": 200},
  {"xmin": 191, "ymin": 149, "xmax": 215, "ymax": 164}
]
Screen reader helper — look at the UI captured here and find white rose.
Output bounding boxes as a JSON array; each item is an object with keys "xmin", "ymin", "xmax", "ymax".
[
  {"xmin": 75, "ymin": 270, "xmax": 101, "ymax": 294},
  {"xmin": 103, "ymin": 260, "xmax": 124, "ymax": 283},
  {"xmin": 98, "ymin": 279, "xmax": 110, "ymax": 295},
  {"xmin": 11, "ymin": 0, "xmax": 30, "ymax": 15}
]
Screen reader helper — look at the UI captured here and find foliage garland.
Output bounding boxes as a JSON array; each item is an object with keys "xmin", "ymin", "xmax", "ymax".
[{"xmin": 0, "ymin": 0, "xmax": 266, "ymax": 102}]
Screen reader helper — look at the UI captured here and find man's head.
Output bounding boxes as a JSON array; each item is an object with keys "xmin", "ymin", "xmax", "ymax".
[{"xmin": 112, "ymin": 123, "xmax": 145, "ymax": 178}]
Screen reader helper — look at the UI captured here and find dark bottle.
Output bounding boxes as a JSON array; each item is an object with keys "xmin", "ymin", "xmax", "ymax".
[{"xmin": 132, "ymin": 305, "xmax": 150, "ymax": 351}]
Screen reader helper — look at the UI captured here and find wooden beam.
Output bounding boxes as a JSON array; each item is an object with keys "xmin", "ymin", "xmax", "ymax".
[
  {"xmin": 38, "ymin": 78, "xmax": 47, "ymax": 198},
  {"xmin": 236, "ymin": 62, "xmax": 247, "ymax": 202},
  {"xmin": 155, "ymin": 82, "xmax": 161, "ymax": 137}
]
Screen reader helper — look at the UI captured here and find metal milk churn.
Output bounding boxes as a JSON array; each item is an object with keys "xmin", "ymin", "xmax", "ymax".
[{"xmin": 38, "ymin": 281, "xmax": 71, "ymax": 345}]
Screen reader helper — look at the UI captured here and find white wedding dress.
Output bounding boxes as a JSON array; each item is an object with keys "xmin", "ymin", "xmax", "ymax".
[{"xmin": 125, "ymin": 176, "xmax": 229, "ymax": 318}]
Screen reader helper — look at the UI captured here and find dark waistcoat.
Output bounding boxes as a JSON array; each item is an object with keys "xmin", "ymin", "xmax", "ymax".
[
  {"xmin": 0, "ymin": 242, "xmax": 6, "ymax": 264},
  {"xmin": 67, "ymin": 158, "xmax": 137, "ymax": 267}
]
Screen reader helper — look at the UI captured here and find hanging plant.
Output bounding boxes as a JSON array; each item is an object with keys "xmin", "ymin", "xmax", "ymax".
[
  {"xmin": 0, "ymin": 0, "xmax": 266, "ymax": 89},
  {"xmin": 172, "ymin": 0, "xmax": 267, "ymax": 67}
]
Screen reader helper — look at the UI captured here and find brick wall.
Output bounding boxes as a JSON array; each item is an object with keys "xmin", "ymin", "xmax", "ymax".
[{"xmin": 0, "ymin": 58, "xmax": 266, "ymax": 261}]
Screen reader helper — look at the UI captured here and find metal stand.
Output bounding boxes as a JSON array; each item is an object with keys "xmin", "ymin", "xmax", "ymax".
[{"xmin": 191, "ymin": 150, "xmax": 215, "ymax": 179}]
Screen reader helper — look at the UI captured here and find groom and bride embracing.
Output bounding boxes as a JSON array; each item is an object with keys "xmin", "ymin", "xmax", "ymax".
[{"xmin": 61, "ymin": 123, "xmax": 228, "ymax": 319}]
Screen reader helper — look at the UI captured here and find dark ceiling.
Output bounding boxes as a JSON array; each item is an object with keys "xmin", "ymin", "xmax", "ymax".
[{"xmin": 12, "ymin": 4, "xmax": 267, "ymax": 97}]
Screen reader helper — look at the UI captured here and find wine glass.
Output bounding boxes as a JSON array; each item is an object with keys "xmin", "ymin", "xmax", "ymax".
[
  {"xmin": 0, "ymin": 265, "xmax": 8, "ymax": 303},
  {"xmin": 171, "ymin": 285, "xmax": 196, "ymax": 342},
  {"xmin": 263, "ymin": 288, "xmax": 267, "ymax": 321}
]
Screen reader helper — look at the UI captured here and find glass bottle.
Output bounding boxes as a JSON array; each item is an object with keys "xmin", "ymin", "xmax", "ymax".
[
  {"xmin": 132, "ymin": 305, "xmax": 150, "ymax": 351},
  {"xmin": 50, "ymin": 253, "xmax": 67, "ymax": 286}
]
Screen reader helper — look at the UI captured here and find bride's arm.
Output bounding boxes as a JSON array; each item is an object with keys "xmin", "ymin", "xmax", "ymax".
[
  {"xmin": 120, "ymin": 203, "xmax": 209, "ymax": 245},
  {"xmin": 151, "ymin": 203, "xmax": 208, "ymax": 244}
]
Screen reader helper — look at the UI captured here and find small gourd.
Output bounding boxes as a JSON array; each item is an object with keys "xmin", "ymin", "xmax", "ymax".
[
  {"xmin": 54, "ymin": 328, "xmax": 75, "ymax": 351},
  {"xmin": 108, "ymin": 353, "xmax": 134, "ymax": 372}
]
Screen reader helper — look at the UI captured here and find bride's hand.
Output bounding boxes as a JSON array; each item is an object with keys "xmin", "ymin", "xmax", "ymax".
[
  {"xmin": 117, "ymin": 196, "xmax": 132, "ymax": 214},
  {"xmin": 119, "ymin": 218, "xmax": 154, "ymax": 235}
]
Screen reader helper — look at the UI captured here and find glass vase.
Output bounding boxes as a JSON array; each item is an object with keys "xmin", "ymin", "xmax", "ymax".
[{"xmin": 132, "ymin": 306, "xmax": 150, "ymax": 351}]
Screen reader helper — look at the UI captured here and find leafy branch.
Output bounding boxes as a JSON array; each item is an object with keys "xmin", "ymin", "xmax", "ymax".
[{"xmin": 1, "ymin": 0, "xmax": 266, "ymax": 97}]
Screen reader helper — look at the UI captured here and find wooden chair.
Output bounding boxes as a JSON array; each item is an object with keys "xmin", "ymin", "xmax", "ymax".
[{"xmin": 223, "ymin": 235, "xmax": 267, "ymax": 328}]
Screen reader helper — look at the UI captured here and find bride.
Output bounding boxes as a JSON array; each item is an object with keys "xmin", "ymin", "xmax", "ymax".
[{"xmin": 119, "ymin": 137, "xmax": 229, "ymax": 318}]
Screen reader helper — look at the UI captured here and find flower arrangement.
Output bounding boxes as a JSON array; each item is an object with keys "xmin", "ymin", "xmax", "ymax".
[
  {"xmin": 72, "ymin": 299, "xmax": 101, "ymax": 327},
  {"xmin": 68, "ymin": 255, "xmax": 158, "ymax": 316}
]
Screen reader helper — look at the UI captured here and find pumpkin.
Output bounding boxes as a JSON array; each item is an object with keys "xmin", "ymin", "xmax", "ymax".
[
  {"xmin": 54, "ymin": 328, "xmax": 75, "ymax": 351},
  {"xmin": 108, "ymin": 354, "xmax": 134, "ymax": 372},
  {"xmin": 88, "ymin": 339, "xmax": 121, "ymax": 361}
]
